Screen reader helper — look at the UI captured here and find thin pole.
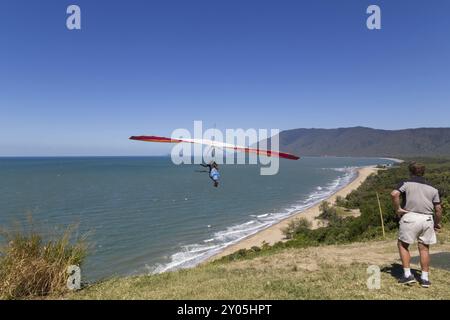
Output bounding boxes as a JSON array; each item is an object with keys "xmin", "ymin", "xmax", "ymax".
[{"xmin": 376, "ymin": 192, "xmax": 386, "ymax": 239}]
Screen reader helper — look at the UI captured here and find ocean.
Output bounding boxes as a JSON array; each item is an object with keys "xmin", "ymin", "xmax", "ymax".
[{"xmin": 0, "ymin": 156, "xmax": 394, "ymax": 281}]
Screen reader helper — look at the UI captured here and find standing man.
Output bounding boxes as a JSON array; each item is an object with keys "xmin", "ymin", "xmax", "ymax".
[{"xmin": 391, "ymin": 162, "xmax": 442, "ymax": 288}]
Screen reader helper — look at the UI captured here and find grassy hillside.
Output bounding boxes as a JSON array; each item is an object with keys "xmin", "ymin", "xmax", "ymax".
[
  {"xmin": 74, "ymin": 231, "xmax": 450, "ymax": 300},
  {"xmin": 276, "ymin": 127, "xmax": 450, "ymax": 157}
]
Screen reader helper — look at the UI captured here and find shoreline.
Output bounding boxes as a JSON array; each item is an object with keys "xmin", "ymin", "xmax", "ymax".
[{"xmin": 206, "ymin": 165, "xmax": 379, "ymax": 262}]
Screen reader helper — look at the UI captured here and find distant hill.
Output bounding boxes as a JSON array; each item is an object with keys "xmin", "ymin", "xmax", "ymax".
[{"xmin": 274, "ymin": 127, "xmax": 450, "ymax": 158}]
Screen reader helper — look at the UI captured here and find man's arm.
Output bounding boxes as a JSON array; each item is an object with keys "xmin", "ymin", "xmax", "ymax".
[
  {"xmin": 432, "ymin": 189, "xmax": 442, "ymax": 230},
  {"xmin": 391, "ymin": 190, "xmax": 409, "ymax": 217},
  {"xmin": 434, "ymin": 204, "xmax": 443, "ymax": 230}
]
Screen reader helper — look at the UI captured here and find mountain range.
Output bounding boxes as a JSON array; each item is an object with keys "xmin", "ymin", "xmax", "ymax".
[{"xmin": 274, "ymin": 127, "xmax": 450, "ymax": 158}]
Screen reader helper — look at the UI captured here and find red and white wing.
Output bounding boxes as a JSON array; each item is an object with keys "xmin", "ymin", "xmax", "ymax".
[{"xmin": 129, "ymin": 135, "xmax": 300, "ymax": 160}]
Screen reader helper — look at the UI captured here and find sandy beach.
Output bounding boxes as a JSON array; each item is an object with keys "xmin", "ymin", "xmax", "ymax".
[{"xmin": 208, "ymin": 165, "xmax": 379, "ymax": 261}]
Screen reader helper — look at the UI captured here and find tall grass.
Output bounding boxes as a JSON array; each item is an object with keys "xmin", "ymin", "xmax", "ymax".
[{"xmin": 0, "ymin": 219, "xmax": 88, "ymax": 299}]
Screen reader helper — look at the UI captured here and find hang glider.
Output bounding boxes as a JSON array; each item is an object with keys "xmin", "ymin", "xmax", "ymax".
[{"xmin": 129, "ymin": 135, "xmax": 300, "ymax": 160}]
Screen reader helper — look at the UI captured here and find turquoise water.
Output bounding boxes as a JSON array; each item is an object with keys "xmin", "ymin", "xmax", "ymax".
[{"xmin": 0, "ymin": 157, "xmax": 393, "ymax": 281}]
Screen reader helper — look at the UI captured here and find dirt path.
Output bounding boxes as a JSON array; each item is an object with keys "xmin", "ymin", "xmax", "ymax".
[{"xmin": 225, "ymin": 234, "xmax": 450, "ymax": 273}]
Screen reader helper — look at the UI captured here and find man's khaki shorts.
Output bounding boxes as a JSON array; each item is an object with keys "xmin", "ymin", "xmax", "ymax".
[{"xmin": 398, "ymin": 212, "xmax": 437, "ymax": 245}]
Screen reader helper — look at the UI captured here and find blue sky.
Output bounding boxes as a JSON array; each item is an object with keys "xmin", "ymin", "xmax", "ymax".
[{"xmin": 1, "ymin": 0, "xmax": 449, "ymax": 156}]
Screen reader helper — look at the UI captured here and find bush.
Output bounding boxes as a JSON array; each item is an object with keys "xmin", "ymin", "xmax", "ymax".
[
  {"xmin": 281, "ymin": 218, "xmax": 312, "ymax": 239},
  {"xmin": 317, "ymin": 201, "xmax": 341, "ymax": 225},
  {"xmin": 0, "ymin": 222, "xmax": 88, "ymax": 300},
  {"xmin": 335, "ymin": 196, "xmax": 347, "ymax": 207},
  {"xmin": 441, "ymin": 198, "xmax": 450, "ymax": 224}
]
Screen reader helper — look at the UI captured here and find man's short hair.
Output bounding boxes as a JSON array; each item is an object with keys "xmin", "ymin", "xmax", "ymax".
[{"xmin": 408, "ymin": 162, "xmax": 426, "ymax": 176}]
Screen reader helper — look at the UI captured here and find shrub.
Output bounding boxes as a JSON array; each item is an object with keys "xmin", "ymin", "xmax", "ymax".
[
  {"xmin": 335, "ymin": 196, "xmax": 347, "ymax": 207},
  {"xmin": 441, "ymin": 198, "xmax": 450, "ymax": 224},
  {"xmin": 317, "ymin": 201, "xmax": 341, "ymax": 224},
  {"xmin": 0, "ymin": 221, "xmax": 88, "ymax": 300},
  {"xmin": 281, "ymin": 218, "xmax": 312, "ymax": 239}
]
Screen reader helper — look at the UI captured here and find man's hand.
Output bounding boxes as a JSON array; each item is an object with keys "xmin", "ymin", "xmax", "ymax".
[
  {"xmin": 391, "ymin": 190, "xmax": 408, "ymax": 218},
  {"xmin": 396, "ymin": 207, "xmax": 409, "ymax": 217},
  {"xmin": 434, "ymin": 204, "xmax": 443, "ymax": 232}
]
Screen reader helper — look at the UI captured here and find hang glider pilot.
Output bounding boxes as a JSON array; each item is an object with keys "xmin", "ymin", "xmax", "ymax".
[{"xmin": 201, "ymin": 161, "xmax": 220, "ymax": 188}]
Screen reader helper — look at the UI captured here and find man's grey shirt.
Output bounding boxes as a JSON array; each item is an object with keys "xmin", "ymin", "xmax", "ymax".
[{"xmin": 396, "ymin": 176, "xmax": 441, "ymax": 215}]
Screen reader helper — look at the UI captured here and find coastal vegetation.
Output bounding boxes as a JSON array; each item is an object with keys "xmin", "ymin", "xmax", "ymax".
[
  {"xmin": 0, "ymin": 221, "xmax": 88, "ymax": 299},
  {"xmin": 218, "ymin": 158, "xmax": 450, "ymax": 261}
]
